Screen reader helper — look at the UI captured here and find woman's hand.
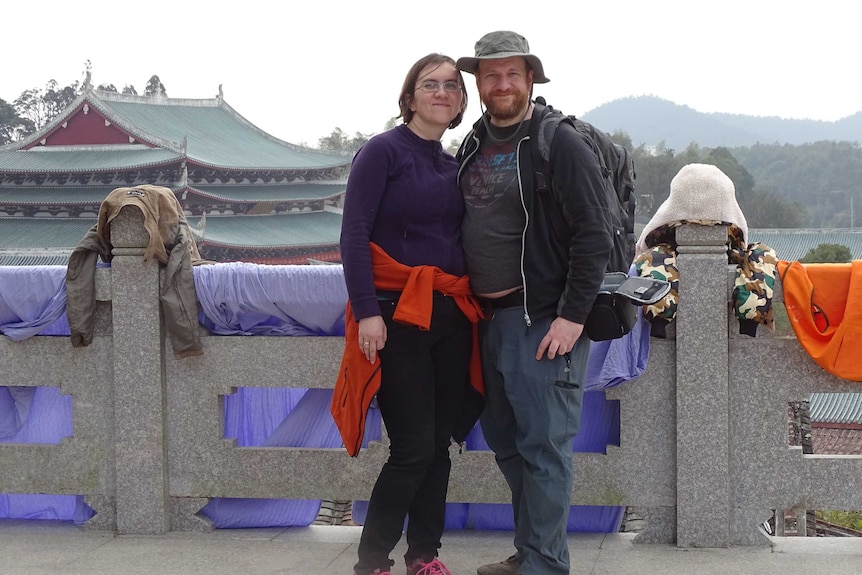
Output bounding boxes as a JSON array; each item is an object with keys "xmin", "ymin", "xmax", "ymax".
[{"xmin": 358, "ymin": 315, "xmax": 387, "ymax": 364}]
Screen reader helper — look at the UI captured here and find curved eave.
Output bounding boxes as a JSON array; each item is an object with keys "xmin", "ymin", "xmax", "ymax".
[
  {"xmin": 100, "ymin": 91, "xmax": 353, "ymax": 170},
  {"xmin": 185, "ymin": 158, "xmax": 350, "ymax": 172},
  {"xmin": 1, "ymin": 91, "xmax": 90, "ymax": 151},
  {"xmin": 6, "ymin": 89, "xmax": 185, "ymax": 154},
  {"xmin": 218, "ymin": 98, "xmax": 351, "ymax": 159},
  {"xmin": 0, "ymin": 185, "xmax": 172, "ymax": 205},
  {"xmin": 0, "ymin": 148, "xmax": 184, "ymax": 174},
  {"xmin": 186, "ymin": 184, "xmax": 345, "ymax": 203}
]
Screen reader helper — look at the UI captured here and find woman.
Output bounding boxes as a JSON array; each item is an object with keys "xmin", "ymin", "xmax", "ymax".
[{"xmin": 333, "ymin": 54, "xmax": 483, "ymax": 575}]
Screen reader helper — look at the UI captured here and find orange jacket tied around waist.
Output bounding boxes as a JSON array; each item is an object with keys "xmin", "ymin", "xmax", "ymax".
[
  {"xmin": 777, "ymin": 260, "xmax": 862, "ymax": 381},
  {"xmin": 331, "ymin": 243, "xmax": 485, "ymax": 456}
]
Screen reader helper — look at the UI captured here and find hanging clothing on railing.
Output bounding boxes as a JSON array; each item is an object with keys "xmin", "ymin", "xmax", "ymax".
[
  {"xmin": 635, "ymin": 232, "xmax": 776, "ymax": 338},
  {"xmin": 777, "ymin": 260, "xmax": 862, "ymax": 381},
  {"xmin": 633, "ymin": 164, "xmax": 776, "ymax": 338},
  {"xmin": 65, "ymin": 185, "xmax": 208, "ymax": 358}
]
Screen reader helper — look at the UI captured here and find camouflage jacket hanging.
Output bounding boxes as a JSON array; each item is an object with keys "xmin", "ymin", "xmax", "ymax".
[{"xmin": 634, "ymin": 221, "xmax": 777, "ymax": 338}]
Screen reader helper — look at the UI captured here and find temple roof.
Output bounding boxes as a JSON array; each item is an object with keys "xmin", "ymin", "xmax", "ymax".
[
  {"xmin": 0, "ymin": 251, "xmax": 72, "ymax": 266},
  {"xmin": 0, "ymin": 183, "xmax": 347, "ymax": 205},
  {"xmin": 0, "ymin": 210, "xmax": 343, "ymax": 251},
  {"xmin": 0, "ymin": 217, "xmax": 95, "ymax": 249},
  {"xmin": 810, "ymin": 393, "xmax": 862, "ymax": 425},
  {"xmin": 0, "ymin": 186, "xmax": 119, "ymax": 205},
  {"xmin": 0, "ymin": 147, "xmax": 181, "ymax": 173},
  {"xmin": 749, "ymin": 228, "xmax": 862, "ymax": 261},
  {"xmin": 0, "ymin": 87, "xmax": 351, "ymax": 173},
  {"xmin": 190, "ymin": 211, "xmax": 342, "ymax": 248}
]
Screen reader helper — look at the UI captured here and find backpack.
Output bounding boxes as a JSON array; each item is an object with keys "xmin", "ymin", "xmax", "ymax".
[
  {"xmin": 529, "ymin": 97, "xmax": 656, "ymax": 340},
  {"xmin": 529, "ymin": 97, "xmax": 636, "ymax": 274}
]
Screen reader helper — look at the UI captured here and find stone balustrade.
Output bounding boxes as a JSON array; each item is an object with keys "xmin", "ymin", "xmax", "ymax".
[{"xmin": 2, "ymin": 206, "xmax": 860, "ymax": 546}]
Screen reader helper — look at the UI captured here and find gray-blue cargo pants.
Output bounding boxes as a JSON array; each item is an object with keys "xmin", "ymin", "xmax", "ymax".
[{"xmin": 479, "ymin": 307, "xmax": 588, "ymax": 575}]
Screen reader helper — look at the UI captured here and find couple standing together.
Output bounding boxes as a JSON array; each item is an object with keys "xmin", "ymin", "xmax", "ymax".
[{"xmin": 335, "ymin": 30, "xmax": 614, "ymax": 575}]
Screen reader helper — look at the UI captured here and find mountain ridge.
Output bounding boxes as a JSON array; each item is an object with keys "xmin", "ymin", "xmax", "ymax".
[{"xmin": 579, "ymin": 95, "xmax": 862, "ymax": 150}]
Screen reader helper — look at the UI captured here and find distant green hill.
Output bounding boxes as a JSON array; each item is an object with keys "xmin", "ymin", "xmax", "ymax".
[{"xmin": 581, "ymin": 96, "xmax": 862, "ymax": 150}]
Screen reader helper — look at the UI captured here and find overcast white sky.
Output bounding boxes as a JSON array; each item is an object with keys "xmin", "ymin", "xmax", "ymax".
[{"xmin": 3, "ymin": 0, "xmax": 858, "ymax": 147}]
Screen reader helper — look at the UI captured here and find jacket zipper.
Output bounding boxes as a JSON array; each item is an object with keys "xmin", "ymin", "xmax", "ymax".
[{"xmin": 460, "ymin": 130, "xmax": 531, "ymax": 328}]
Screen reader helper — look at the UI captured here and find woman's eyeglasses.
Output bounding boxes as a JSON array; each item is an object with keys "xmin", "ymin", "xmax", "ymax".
[{"xmin": 415, "ymin": 81, "xmax": 462, "ymax": 93}]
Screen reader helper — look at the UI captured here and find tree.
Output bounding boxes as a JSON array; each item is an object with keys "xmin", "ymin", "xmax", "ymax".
[
  {"xmin": 318, "ymin": 127, "xmax": 349, "ymax": 152},
  {"xmin": 799, "ymin": 243, "xmax": 852, "ymax": 263},
  {"xmin": 632, "ymin": 144, "xmax": 679, "ymax": 217},
  {"xmin": 444, "ymin": 138, "xmax": 460, "ymax": 156},
  {"xmin": 740, "ymin": 187, "xmax": 807, "ymax": 228},
  {"xmin": 705, "ymin": 147, "xmax": 755, "ymax": 199},
  {"xmin": 317, "ymin": 127, "xmax": 370, "ymax": 155},
  {"xmin": 1, "ymin": 65, "xmax": 172, "ymax": 140},
  {"xmin": 42, "ymin": 79, "xmax": 79, "ymax": 120},
  {"xmin": 676, "ymin": 142, "xmax": 704, "ymax": 165},
  {"xmin": 0, "ymin": 98, "xmax": 34, "ymax": 144},
  {"xmin": 609, "ymin": 130, "xmax": 633, "ymax": 150},
  {"xmin": 13, "ymin": 78, "xmax": 79, "ymax": 133},
  {"xmin": 144, "ymin": 75, "xmax": 167, "ymax": 97}
]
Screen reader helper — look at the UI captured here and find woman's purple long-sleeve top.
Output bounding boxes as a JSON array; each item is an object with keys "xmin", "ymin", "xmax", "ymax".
[{"xmin": 340, "ymin": 125, "xmax": 466, "ymax": 321}]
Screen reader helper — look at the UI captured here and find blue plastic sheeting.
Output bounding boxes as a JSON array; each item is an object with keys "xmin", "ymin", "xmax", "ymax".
[
  {"xmin": 1, "ymin": 264, "xmax": 647, "ymax": 532},
  {"xmin": 200, "ymin": 388, "xmax": 383, "ymax": 528},
  {"xmin": 194, "ymin": 263, "xmax": 347, "ymax": 336},
  {"xmin": 0, "ymin": 266, "xmax": 70, "ymax": 339},
  {"xmin": 353, "ymin": 391, "xmax": 625, "ymax": 533},
  {"xmin": 0, "ymin": 385, "xmax": 94, "ymax": 524}
]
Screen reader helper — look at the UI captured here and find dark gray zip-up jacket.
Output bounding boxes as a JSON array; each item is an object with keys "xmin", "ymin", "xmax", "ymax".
[{"xmin": 456, "ymin": 103, "xmax": 614, "ymax": 325}]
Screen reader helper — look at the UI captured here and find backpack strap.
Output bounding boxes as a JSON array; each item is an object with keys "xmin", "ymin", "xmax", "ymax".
[{"xmin": 529, "ymin": 99, "xmax": 568, "ymax": 193}]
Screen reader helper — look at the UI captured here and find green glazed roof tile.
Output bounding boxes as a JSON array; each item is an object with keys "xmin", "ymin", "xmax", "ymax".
[
  {"xmin": 0, "ymin": 147, "xmax": 181, "ymax": 172},
  {"xmin": 0, "ymin": 217, "xmax": 95, "ymax": 249},
  {"xmin": 188, "ymin": 211, "xmax": 342, "ymax": 248}
]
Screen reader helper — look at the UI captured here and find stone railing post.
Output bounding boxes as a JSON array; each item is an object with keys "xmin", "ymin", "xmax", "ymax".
[
  {"xmin": 675, "ymin": 224, "xmax": 731, "ymax": 547},
  {"xmin": 109, "ymin": 206, "xmax": 169, "ymax": 534}
]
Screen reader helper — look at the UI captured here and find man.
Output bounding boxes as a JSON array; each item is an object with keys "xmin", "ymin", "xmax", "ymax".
[{"xmin": 456, "ymin": 31, "xmax": 613, "ymax": 575}]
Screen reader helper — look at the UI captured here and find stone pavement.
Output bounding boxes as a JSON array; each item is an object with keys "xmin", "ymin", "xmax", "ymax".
[{"xmin": 2, "ymin": 519, "xmax": 862, "ymax": 574}]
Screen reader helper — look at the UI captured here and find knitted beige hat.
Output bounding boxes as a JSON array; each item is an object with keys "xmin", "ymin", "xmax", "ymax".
[{"xmin": 636, "ymin": 163, "xmax": 748, "ymax": 252}]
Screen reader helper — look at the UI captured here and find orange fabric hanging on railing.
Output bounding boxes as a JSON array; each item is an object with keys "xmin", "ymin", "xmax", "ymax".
[{"xmin": 777, "ymin": 260, "xmax": 862, "ymax": 381}]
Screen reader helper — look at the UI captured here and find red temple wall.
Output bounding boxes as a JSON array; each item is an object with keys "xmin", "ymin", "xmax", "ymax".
[{"xmin": 25, "ymin": 106, "xmax": 151, "ymax": 148}]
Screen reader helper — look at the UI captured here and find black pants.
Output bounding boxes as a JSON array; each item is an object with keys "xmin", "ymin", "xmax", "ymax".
[{"xmin": 354, "ymin": 295, "xmax": 472, "ymax": 574}]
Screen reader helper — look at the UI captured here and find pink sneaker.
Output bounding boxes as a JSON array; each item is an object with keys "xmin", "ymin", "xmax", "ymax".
[{"xmin": 406, "ymin": 557, "xmax": 452, "ymax": 575}]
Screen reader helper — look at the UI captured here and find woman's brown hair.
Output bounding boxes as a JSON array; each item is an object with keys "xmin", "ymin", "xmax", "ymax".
[{"xmin": 398, "ymin": 53, "xmax": 467, "ymax": 129}]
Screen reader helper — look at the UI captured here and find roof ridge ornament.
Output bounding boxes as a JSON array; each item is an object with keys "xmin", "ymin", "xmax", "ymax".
[{"xmin": 217, "ymin": 84, "xmax": 223, "ymax": 104}]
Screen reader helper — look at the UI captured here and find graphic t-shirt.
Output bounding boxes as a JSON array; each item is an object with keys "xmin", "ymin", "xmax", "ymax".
[{"xmin": 461, "ymin": 122, "xmax": 530, "ymax": 294}]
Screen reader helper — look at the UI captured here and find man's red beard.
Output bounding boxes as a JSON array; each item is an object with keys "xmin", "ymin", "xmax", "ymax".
[{"xmin": 483, "ymin": 89, "xmax": 530, "ymax": 122}]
